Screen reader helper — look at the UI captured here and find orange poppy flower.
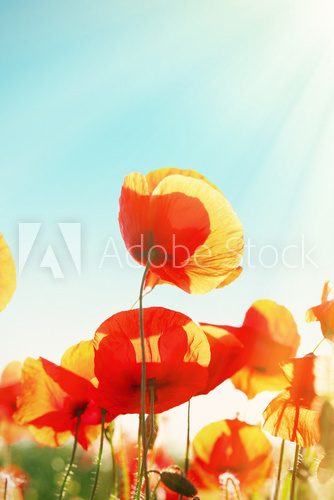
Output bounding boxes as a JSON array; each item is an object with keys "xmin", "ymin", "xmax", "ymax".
[
  {"xmin": 199, "ymin": 324, "xmax": 246, "ymax": 394},
  {"xmin": 263, "ymin": 356, "xmax": 321, "ymax": 447},
  {"xmin": 306, "ymin": 281, "xmax": 334, "ymax": 340},
  {"xmin": 93, "ymin": 307, "xmax": 211, "ymax": 414},
  {"xmin": 0, "ymin": 465, "xmax": 28, "ymax": 500},
  {"xmin": 15, "ymin": 341, "xmax": 108, "ymax": 449},
  {"xmin": 0, "ymin": 233, "xmax": 16, "ymax": 311},
  {"xmin": 119, "ymin": 168, "xmax": 243, "ymax": 294},
  {"xmin": 189, "ymin": 419, "xmax": 273, "ymax": 494},
  {"xmin": 0, "ymin": 361, "xmax": 31, "ymax": 444},
  {"xmin": 203, "ymin": 300, "xmax": 300, "ymax": 398}
]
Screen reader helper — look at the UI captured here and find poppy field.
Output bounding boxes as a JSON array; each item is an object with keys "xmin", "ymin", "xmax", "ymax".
[{"xmin": 1, "ymin": 168, "xmax": 334, "ymax": 499}]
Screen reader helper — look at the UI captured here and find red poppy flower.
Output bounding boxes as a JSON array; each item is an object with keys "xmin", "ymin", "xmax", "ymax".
[
  {"xmin": 119, "ymin": 168, "xmax": 243, "ymax": 294},
  {"xmin": 0, "ymin": 465, "xmax": 28, "ymax": 500},
  {"xmin": 14, "ymin": 341, "xmax": 108, "ymax": 449},
  {"xmin": 203, "ymin": 300, "xmax": 300, "ymax": 398},
  {"xmin": 189, "ymin": 419, "xmax": 273, "ymax": 494},
  {"xmin": 0, "ymin": 233, "xmax": 16, "ymax": 311},
  {"xmin": 0, "ymin": 361, "xmax": 31, "ymax": 444},
  {"xmin": 306, "ymin": 281, "xmax": 334, "ymax": 341},
  {"xmin": 263, "ymin": 356, "xmax": 321, "ymax": 447},
  {"xmin": 93, "ymin": 307, "xmax": 211, "ymax": 414}
]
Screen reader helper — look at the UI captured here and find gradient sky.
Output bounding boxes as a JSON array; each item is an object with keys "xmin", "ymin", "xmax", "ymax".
[{"xmin": 1, "ymin": 0, "xmax": 334, "ymax": 439}]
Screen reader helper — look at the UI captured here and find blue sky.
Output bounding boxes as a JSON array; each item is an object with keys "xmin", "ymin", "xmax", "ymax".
[{"xmin": 1, "ymin": 0, "xmax": 334, "ymax": 374}]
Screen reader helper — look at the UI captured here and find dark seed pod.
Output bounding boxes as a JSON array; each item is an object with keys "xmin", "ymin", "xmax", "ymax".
[{"xmin": 160, "ymin": 468, "xmax": 197, "ymax": 497}]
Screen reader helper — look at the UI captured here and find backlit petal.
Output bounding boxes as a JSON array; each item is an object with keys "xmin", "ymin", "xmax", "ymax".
[
  {"xmin": 0, "ymin": 361, "xmax": 21, "ymax": 385},
  {"xmin": 40, "ymin": 358, "xmax": 96, "ymax": 401},
  {"xmin": 145, "ymin": 167, "xmax": 217, "ymax": 191},
  {"xmin": 15, "ymin": 358, "xmax": 65, "ymax": 425},
  {"xmin": 0, "ymin": 234, "xmax": 16, "ymax": 311},
  {"xmin": 152, "ymin": 174, "xmax": 243, "ymax": 294},
  {"xmin": 28, "ymin": 426, "xmax": 71, "ymax": 448},
  {"xmin": 199, "ymin": 324, "xmax": 246, "ymax": 394},
  {"xmin": 61, "ymin": 340, "xmax": 95, "ymax": 381},
  {"xmin": 231, "ymin": 366, "xmax": 289, "ymax": 399},
  {"xmin": 262, "ymin": 390, "xmax": 321, "ymax": 447}
]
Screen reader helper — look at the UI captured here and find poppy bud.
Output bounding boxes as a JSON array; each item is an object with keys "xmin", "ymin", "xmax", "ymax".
[
  {"xmin": 160, "ymin": 466, "xmax": 197, "ymax": 497},
  {"xmin": 145, "ymin": 414, "xmax": 158, "ymax": 450}
]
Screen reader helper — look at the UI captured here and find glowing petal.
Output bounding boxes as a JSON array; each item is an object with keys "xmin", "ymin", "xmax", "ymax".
[
  {"xmin": 61, "ymin": 340, "xmax": 95, "ymax": 381},
  {"xmin": 0, "ymin": 234, "xmax": 16, "ymax": 311},
  {"xmin": 262, "ymin": 390, "xmax": 320, "ymax": 447},
  {"xmin": 14, "ymin": 358, "xmax": 65, "ymax": 425}
]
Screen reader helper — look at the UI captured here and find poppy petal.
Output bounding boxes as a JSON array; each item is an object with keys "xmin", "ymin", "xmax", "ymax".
[
  {"xmin": 0, "ymin": 234, "xmax": 16, "ymax": 311},
  {"xmin": 145, "ymin": 167, "xmax": 217, "ymax": 192},
  {"xmin": 216, "ymin": 266, "xmax": 243, "ymax": 288},
  {"xmin": 151, "ymin": 174, "xmax": 243, "ymax": 294},
  {"xmin": 231, "ymin": 366, "xmax": 289, "ymax": 399},
  {"xmin": 199, "ymin": 324, "xmax": 246, "ymax": 394},
  {"xmin": 262, "ymin": 390, "xmax": 320, "ymax": 447},
  {"xmin": 60, "ymin": 340, "xmax": 95, "ymax": 382},
  {"xmin": 28, "ymin": 426, "xmax": 71, "ymax": 448},
  {"xmin": 0, "ymin": 361, "xmax": 21, "ymax": 385},
  {"xmin": 15, "ymin": 358, "xmax": 65, "ymax": 425},
  {"xmin": 40, "ymin": 358, "xmax": 96, "ymax": 401}
]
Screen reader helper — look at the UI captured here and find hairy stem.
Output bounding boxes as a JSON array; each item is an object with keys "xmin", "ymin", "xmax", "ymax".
[
  {"xmin": 274, "ymin": 439, "xmax": 285, "ymax": 500},
  {"xmin": 290, "ymin": 444, "xmax": 300, "ymax": 500},
  {"xmin": 184, "ymin": 400, "xmax": 191, "ymax": 477},
  {"xmin": 90, "ymin": 409, "xmax": 106, "ymax": 500},
  {"xmin": 119, "ymin": 429, "xmax": 130, "ymax": 500},
  {"xmin": 58, "ymin": 415, "xmax": 81, "ymax": 500},
  {"xmin": 147, "ymin": 379, "xmax": 156, "ymax": 450},
  {"xmin": 3, "ymin": 478, "xmax": 7, "ymax": 500},
  {"xmin": 108, "ymin": 421, "xmax": 118, "ymax": 498},
  {"xmin": 179, "ymin": 400, "xmax": 191, "ymax": 500},
  {"xmin": 135, "ymin": 262, "xmax": 151, "ymax": 499}
]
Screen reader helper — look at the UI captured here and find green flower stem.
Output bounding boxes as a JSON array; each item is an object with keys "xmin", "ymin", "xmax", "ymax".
[
  {"xmin": 147, "ymin": 379, "xmax": 156, "ymax": 449},
  {"xmin": 3, "ymin": 478, "xmax": 8, "ymax": 500},
  {"xmin": 184, "ymin": 400, "xmax": 191, "ymax": 477},
  {"xmin": 108, "ymin": 421, "xmax": 118, "ymax": 498},
  {"xmin": 179, "ymin": 399, "xmax": 191, "ymax": 500},
  {"xmin": 134, "ymin": 417, "xmax": 142, "ymax": 499},
  {"xmin": 313, "ymin": 337, "xmax": 325, "ymax": 353},
  {"xmin": 135, "ymin": 261, "xmax": 151, "ymax": 499},
  {"xmin": 151, "ymin": 478, "xmax": 161, "ymax": 500},
  {"xmin": 90, "ymin": 409, "xmax": 106, "ymax": 500},
  {"xmin": 290, "ymin": 444, "xmax": 300, "ymax": 500},
  {"xmin": 147, "ymin": 471, "xmax": 161, "ymax": 500},
  {"xmin": 58, "ymin": 415, "xmax": 81, "ymax": 500},
  {"xmin": 274, "ymin": 439, "xmax": 285, "ymax": 500},
  {"xmin": 119, "ymin": 430, "xmax": 130, "ymax": 500}
]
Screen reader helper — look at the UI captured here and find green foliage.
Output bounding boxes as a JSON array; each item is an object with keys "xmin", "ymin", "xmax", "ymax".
[{"xmin": 1, "ymin": 442, "xmax": 111, "ymax": 500}]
